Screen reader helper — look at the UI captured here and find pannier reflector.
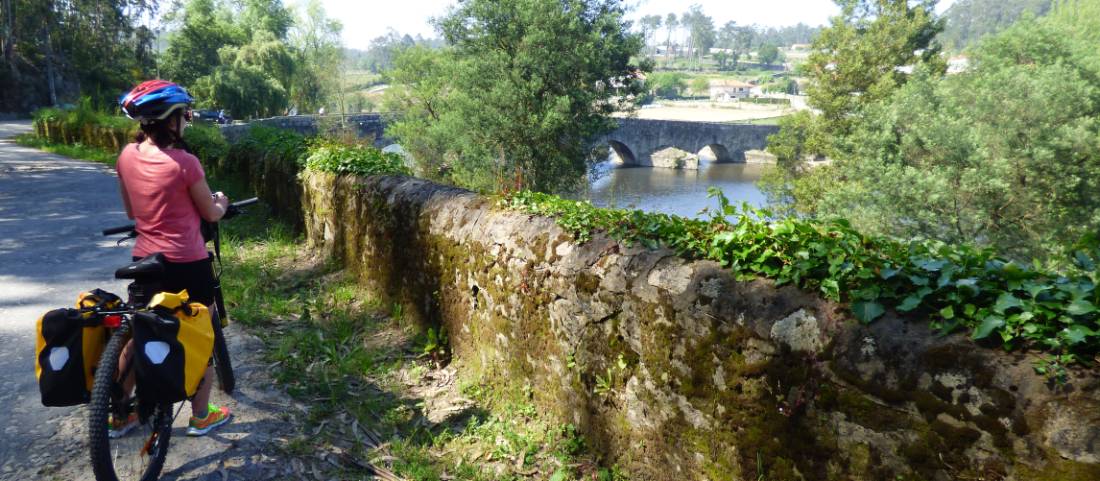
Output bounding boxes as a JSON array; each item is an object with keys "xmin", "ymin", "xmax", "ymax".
[
  {"xmin": 48, "ymin": 347, "xmax": 70, "ymax": 371},
  {"xmin": 103, "ymin": 315, "xmax": 122, "ymax": 328},
  {"xmin": 144, "ymin": 341, "xmax": 170, "ymax": 364}
]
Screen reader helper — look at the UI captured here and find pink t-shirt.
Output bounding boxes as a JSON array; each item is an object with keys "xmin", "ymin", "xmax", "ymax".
[{"xmin": 117, "ymin": 143, "xmax": 208, "ymax": 263}]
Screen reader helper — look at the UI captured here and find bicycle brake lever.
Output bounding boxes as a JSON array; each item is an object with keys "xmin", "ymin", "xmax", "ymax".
[{"xmin": 115, "ymin": 231, "xmax": 137, "ymax": 246}]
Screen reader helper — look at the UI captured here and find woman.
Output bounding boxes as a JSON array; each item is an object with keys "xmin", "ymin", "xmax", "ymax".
[{"xmin": 112, "ymin": 79, "xmax": 231, "ymax": 437}]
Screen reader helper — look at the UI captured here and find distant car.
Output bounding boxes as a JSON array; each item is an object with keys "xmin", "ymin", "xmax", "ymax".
[{"xmin": 193, "ymin": 109, "xmax": 232, "ymax": 124}]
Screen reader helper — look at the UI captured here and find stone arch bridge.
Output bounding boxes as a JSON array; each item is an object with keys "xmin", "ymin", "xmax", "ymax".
[
  {"xmin": 221, "ymin": 115, "xmax": 778, "ymax": 168},
  {"xmin": 595, "ymin": 118, "xmax": 778, "ymax": 168}
]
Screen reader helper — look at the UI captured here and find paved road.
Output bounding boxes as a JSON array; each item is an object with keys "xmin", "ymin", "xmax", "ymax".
[{"xmin": 0, "ymin": 121, "xmax": 299, "ymax": 480}]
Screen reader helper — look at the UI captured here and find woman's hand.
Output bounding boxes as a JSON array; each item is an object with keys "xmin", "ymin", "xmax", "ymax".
[
  {"xmin": 190, "ymin": 180, "xmax": 229, "ymax": 222},
  {"xmin": 213, "ymin": 192, "xmax": 230, "ymax": 213}
]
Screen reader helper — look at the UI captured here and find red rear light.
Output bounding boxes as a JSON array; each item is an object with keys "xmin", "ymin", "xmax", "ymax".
[{"xmin": 103, "ymin": 315, "xmax": 122, "ymax": 329}]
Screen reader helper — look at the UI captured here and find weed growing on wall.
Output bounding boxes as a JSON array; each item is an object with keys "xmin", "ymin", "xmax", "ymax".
[
  {"xmin": 302, "ymin": 138, "xmax": 411, "ymax": 177},
  {"xmin": 503, "ymin": 188, "xmax": 1100, "ymax": 368}
]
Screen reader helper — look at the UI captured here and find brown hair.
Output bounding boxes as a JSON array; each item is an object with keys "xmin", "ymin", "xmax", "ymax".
[{"xmin": 133, "ymin": 111, "xmax": 193, "ymax": 153}]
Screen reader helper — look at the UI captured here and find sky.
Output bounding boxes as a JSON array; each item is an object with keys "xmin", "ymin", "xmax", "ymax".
[{"xmin": 317, "ymin": 0, "xmax": 959, "ymax": 51}]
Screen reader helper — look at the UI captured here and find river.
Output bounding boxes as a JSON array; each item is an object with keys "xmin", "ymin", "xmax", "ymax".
[{"xmin": 579, "ymin": 162, "xmax": 769, "ymax": 219}]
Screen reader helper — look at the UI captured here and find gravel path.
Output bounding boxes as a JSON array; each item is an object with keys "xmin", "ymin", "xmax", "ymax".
[{"xmin": 0, "ymin": 122, "xmax": 300, "ymax": 481}]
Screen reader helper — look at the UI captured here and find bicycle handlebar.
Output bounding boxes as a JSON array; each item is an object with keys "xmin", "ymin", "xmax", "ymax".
[
  {"xmin": 102, "ymin": 225, "xmax": 134, "ymax": 236},
  {"xmin": 102, "ymin": 197, "xmax": 260, "ymax": 236}
]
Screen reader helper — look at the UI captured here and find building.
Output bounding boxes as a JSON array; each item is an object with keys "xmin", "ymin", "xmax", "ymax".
[
  {"xmin": 947, "ymin": 56, "xmax": 970, "ymax": 75},
  {"xmin": 709, "ymin": 79, "xmax": 754, "ymax": 102}
]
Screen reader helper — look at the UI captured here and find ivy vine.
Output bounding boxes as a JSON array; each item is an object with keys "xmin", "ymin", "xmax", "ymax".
[{"xmin": 502, "ymin": 188, "xmax": 1100, "ymax": 368}]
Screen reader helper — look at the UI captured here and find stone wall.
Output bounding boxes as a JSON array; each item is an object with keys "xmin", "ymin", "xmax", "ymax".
[{"xmin": 298, "ymin": 171, "xmax": 1100, "ymax": 481}]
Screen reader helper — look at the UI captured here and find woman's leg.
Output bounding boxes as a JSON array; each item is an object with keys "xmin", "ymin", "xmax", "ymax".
[
  {"xmin": 118, "ymin": 339, "xmax": 137, "ymax": 397},
  {"xmin": 191, "ymin": 365, "xmax": 215, "ymax": 418}
]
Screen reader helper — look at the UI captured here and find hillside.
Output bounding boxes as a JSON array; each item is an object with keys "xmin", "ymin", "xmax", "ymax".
[{"xmin": 939, "ymin": 0, "xmax": 1053, "ymax": 51}]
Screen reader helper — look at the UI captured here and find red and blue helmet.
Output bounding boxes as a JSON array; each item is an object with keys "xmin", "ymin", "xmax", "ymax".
[{"xmin": 119, "ymin": 80, "xmax": 194, "ymax": 124}]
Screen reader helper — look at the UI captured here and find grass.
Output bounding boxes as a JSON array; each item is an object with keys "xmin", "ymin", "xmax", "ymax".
[
  {"xmin": 217, "ymin": 203, "xmax": 621, "ymax": 481},
  {"xmin": 13, "ymin": 134, "xmax": 120, "ymax": 167}
]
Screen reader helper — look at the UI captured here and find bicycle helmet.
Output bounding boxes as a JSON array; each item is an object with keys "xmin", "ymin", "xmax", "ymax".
[{"xmin": 120, "ymin": 80, "xmax": 194, "ymax": 124}]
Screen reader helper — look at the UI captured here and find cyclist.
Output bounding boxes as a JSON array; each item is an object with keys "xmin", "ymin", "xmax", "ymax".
[{"xmin": 112, "ymin": 79, "xmax": 232, "ymax": 437}]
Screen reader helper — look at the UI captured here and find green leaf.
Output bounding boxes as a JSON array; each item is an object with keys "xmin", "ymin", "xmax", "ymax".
[
  {"xmin": 993, "ymin": 293, "xmax": 1023, "ymax": 313},
  {"xmin": 549, "ymin": 470, "xmax": 569, "ymax": 481},
  {"xmin": 1060, "ymin": 325, "xmax": 1097, "ymax": 345},
  {"xmin": 955, "ymin": 278, "xmax": 980, "ymax": 296},
  {"xmin": 852, "ymin": 301, "xmax": 886, "ymax": 324},
  {"xmin": 915, "ymin": 259, "xmax": 948, "ymax": 272},
  {"xmin": 820, "ymin": 278, "xmax": 840, "ymax": 298},
  {"xmin": 940, "ymin": 305, "xmax": 955, "ymax": 320},
  {"xmin": 1066, "ymin": 299, "xmax": 1097, "ymax": 316},
  {"xmin": 897, "ymin": 295, "xmax": 923, "ymax": 312},
  {"xmin": 972, "ymin": 316, "xmax": 1005, "ymax": 340},
  {"xmin": 1073, "ymin": 250, "xmax": 1096, "ymax": 271}
]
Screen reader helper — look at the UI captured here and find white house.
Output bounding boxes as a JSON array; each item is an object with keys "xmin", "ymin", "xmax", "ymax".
[{"xmin": 709, "ymin": 79, "xmax": 754, "ymax": 102}]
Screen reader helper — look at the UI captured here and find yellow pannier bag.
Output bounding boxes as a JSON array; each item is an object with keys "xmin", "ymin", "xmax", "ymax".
[
  {"xmin": 132, "ymin": 290, "xmax": 215, "ymax": 403},
  {"xmin": 35, "ymin": 289, "xmax": 119, "ymax": 407}
]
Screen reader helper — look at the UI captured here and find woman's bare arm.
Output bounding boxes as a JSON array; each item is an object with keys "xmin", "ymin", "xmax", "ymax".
[
  {"xmin": 118, "ymin": 176, "xmax": 134, "ymax": 220},
  {"xmin": 188, "ymin": 179, "xmax": 229, "ymax": 222}
]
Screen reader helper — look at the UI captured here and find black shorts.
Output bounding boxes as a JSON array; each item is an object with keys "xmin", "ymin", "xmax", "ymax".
[{"xmin": 132, "ymin": 255, "xmax": 216, "ymax": 306}]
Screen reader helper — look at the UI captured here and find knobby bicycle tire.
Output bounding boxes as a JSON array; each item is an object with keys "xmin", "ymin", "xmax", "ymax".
[
  {"xmin": 89, "ymin": 325, "xmax": 173, "ymax": 481},
  {"xmin": 210, "ymin": 306, "xmax": 235, "ymax": 394}
]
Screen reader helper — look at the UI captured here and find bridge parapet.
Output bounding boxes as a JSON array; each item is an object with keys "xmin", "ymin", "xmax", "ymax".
[{"xmin": 221, "ymin": 115, "xmax": 778, "ymax": 169}]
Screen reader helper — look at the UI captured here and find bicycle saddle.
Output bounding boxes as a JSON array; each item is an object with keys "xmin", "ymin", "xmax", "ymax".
[{"xmin": 115, "ymin": 253, "xmax": 167, "ymax": 280}]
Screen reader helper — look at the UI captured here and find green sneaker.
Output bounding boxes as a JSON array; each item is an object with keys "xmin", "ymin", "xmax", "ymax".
[{"xmin": 187, "ymin": 403, "xmax": 231, "ymax": 436}]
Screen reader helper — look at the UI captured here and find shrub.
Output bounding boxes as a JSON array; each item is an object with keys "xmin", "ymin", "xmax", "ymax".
[
  {"xmin": 183, "ymin": 124, "xmax": 230, "ymax": 173},
  {"xmin": 302, "ymin": 138, "xmax": 410, "ymax": 177},
  {"xmin": 31, "ymin": 99, "xmax": 135, "ymax": 153}
]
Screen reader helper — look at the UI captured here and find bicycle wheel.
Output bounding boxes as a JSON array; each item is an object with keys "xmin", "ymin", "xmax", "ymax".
[
  {"xmin": 210, "ymin": 306, "xmax": 235, "ymax": 394},
  {"xmin": 89, "ymin": 325, "xmax": 173, "ymax": 481}
]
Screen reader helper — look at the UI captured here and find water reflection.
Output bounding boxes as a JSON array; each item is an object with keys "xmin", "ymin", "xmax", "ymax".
[{"xmin": 579, "ymin": 161, "xmax": 769, "ymax": 219}]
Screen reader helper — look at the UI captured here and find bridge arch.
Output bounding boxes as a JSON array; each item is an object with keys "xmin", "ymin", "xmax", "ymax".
[
  {"xmin": 699, "ymin": 143, "xmax": 734, "ymax": 164},
  {"xmin": 607, "ymin": 140, "xmax": 637, "ymax": 166}
]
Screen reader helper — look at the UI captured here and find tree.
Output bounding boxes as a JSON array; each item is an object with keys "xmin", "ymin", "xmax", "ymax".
[
  {"xmin": 191, "ymin": 29, "xmax": 293, "ymax": 117},
  {"xmin": 288, "ymin": 0, "xmax": 343, "ymax": 114},
  {"xmin": 939, "ymin": 0, "xmax": 1052, "ymax": 51},
  {"xmin": 640, "ymin": 15, "xmax": 662, "ymax": 56},
  {"xmin": 689, "ymin": 76, "xmax": 709, "ymax": 98},
  {"xmin": 681, "ymin": 4, "xmax": 715, "ymax": 70},
  {"xmin": 646, "ymin": 71, "xmax": 686, "ymax": 98},
  {"xmin": 664, "ymin": 13, "xmax": 678, "ymax": 64},
  {"xmin": 804, "ymin": 0, "xmax": 945, "ymax": 137},
  {"xmin": 386, "ymin": 0, "xmax": 648, "ymax": 193},
  {"xmin": 161, "ymin": 0, "xmax": 345, "ymax": 119},
  {"xmin": 765, "ymin": 1, "xmax": 1100, "ymax": 262},
  {"xmin": 766, "ymin": 0, "xmax": 945, "ymax": 172},
  {"xmin": 162, "ymin": 0, "xmax": 246, "ymax": 87},
  {"xmin": 758, "ymin": 43, "xmax": 781, "ymax": 66},
  {"xmin": 350, "ymin": 30, "xmax": 423, "ymax": 73},
  {"xmin": 0, "ymin": 0, "xmax": 159, "ymax": 111},
  {"xmin": 713, "ymin": 51, "xmax": 732, "ymax": 70}
]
